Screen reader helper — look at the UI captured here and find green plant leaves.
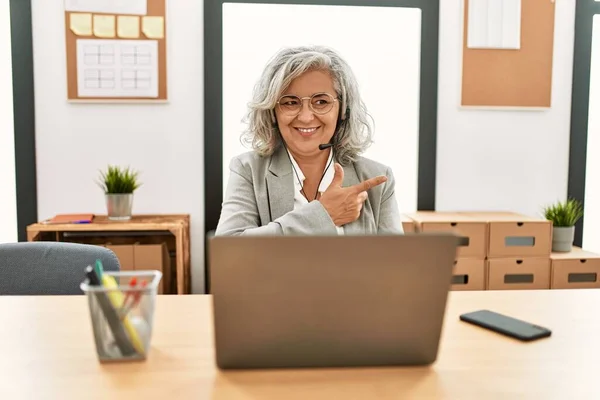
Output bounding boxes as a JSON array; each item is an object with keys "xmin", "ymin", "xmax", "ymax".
[
  {"xmin": 97, "ymin": 165, "xmax": 141, "ymax": 194},
  {"xmin": 542, "ymin": 198, "xmax": 583, "ymax": 227}
]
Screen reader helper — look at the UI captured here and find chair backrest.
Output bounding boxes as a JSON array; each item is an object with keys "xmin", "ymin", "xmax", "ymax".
[{"xmin": 0, "ymin": 242, "xmax": 120, "ymax": 295}]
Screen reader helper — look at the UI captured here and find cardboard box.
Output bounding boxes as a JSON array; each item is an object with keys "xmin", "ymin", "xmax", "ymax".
[
  {"xmin": 451, "ymin": 259, "xmax": 486, "ymax": 291},
  {"xmin": 462, "ymin": 212, "xmax": 552, "ymax": 258},
  {"xmin": 405, "ymin": 212, "xmax": 487, "ymax": 258},
  {"xmin": 551, "ymin": 247, "xmax": 600, "ymax": 289},
  {"xmin": 400, "ymin": 214, "xmax": 415, "ymax": 233},
  {"xmin": 104, "ymin": 243, "xmax": 170, "ymax": 294},
  {"xmin": 104, "ymin": 244, "xmax": 135, "ymax": 270},
  {"xmin": 487, "ymin": 257, "xmax": 551, "ymax": 290}
]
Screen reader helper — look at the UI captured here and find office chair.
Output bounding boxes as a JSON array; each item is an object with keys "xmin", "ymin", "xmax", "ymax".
[{"xmin": 0, "ymin": 242, "xmax": 120, "ymax": 295}]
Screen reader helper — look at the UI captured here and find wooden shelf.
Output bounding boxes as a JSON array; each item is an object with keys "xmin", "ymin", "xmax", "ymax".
[{"xmin": 27, "ymin": 214, "xmax": 191, "ymax": 294}]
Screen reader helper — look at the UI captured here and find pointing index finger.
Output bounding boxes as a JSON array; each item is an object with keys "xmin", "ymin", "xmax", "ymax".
[{"xmin": 351, "ymin": 175, "xmax": 387, "ymax": 193}]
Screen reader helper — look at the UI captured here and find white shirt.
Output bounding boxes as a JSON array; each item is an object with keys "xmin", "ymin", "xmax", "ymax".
[{"xmin": 287, "ymin": 150, "xmax": 345, "ymax": 235}]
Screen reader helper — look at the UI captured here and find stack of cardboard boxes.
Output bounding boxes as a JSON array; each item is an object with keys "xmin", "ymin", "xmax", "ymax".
[
  {"xmin": 404, "ymin": 211, "xmax": 600, "ymax": 290},
  {"xmin": 404, "ymin": 212, "xmax": 488, "ymax": 290},
  {"xmin": 470, "ymin": 212, "xmax": 552, "ymax": 290}
]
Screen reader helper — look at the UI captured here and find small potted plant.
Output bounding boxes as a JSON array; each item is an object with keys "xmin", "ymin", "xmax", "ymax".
[
  {"xmin": 97, "ymin": 165, "xmax": 141, "ymax": 221},
  {"xmin": 542, "ymin": 198, "xmax": 583, "ymax": 252}
]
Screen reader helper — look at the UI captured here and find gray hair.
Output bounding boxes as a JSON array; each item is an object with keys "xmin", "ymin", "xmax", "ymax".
[{"xmin": 241, "ymin": 45, "xmax": 374, "ymax": 166}]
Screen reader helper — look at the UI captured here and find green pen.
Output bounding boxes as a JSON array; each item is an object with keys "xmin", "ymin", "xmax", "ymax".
[{"xmin": 94, "ymin": 259, "xmax": 104, "ymax": 281}]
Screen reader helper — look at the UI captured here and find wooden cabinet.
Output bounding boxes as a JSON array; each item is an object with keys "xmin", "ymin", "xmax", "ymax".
[{"xmin": 27, "ymin": 214, "xmax": 190, "ymax": 294}]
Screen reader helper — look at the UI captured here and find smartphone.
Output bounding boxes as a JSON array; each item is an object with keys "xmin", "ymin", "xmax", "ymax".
[{"xmin": 459, "ymin": 310, "xmax": 551, "ymax": 341}]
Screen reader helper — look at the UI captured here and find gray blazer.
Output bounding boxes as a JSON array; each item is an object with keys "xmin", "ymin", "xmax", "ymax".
[{"xmin": 215, "ymin": 146, "xmax": 404, "ymax": 236}]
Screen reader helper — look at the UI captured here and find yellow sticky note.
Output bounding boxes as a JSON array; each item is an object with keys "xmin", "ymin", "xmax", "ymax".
[
  {"xmin": 70, "ymin": 13, "xmax": 92, "ymax": 36},
  {"xmin": 93, "ymin": 15, "xmax": 115, "ymax": 38},
  {"xmin": 142, "ymin": 16, "xmax": 164, "ymax": 39},
  {"xmin": 117, "ymin": 15, "xmax": 139, "ymax": 39}
]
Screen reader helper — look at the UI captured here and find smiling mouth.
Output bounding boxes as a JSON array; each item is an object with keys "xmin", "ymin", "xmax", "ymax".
[{"xmin": 295, "ymin": 127, "xmax": 320, "ymax": 135}]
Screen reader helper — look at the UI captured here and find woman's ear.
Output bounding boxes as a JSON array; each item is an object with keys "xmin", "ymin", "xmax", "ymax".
[
  {"xmin": 339, "ymin": 106, "xmax": 350, "ymax": 121},
  {"xmin": 340, "ymin": 96, "xmax": 349, "ymax": 120}
]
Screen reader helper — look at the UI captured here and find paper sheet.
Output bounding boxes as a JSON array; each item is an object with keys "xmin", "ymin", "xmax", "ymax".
[
  {"xmin": 118, "ymin": 16, "xmax": 140, "ymax": 39},
  {"xmin": 142, "ymin": 16, "xmax": 164, "ymax": 39},
  {"xmin": 65, "ymin": 0, "xmax": 147, "ymax": 16},
  {"xmin": 467, "ymin": 0, "xmax": 521, "ymax": 49},
  {"xmin": 76, "ymin": 38, "xmax": 159, "ymax": 98},
  {"xmin": 70, "ymin": 12, "xmax": 92, "ymax": 36},
  {"xmin": 93, "ymin": 15, "xmax": 115, "ymax": 38}
]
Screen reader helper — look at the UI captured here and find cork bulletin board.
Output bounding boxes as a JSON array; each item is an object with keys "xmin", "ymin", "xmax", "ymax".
[
  {"xmin": 64, "ymin": 0, "xmax": 168, "ymax": 101},
  {"xmin": 461, "ymin": 0, "xmax": 555, "ymax": 108}
]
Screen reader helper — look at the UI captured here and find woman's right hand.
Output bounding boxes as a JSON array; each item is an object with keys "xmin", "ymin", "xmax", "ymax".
[{"xmin": 319, "ymin": 163, "xmax": 387, "ymax": 227}]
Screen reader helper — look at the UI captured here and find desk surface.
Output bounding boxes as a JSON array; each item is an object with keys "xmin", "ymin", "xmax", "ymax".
[{"xmin": 1, "ymin": 290, "xmax": 599, "ymax": 399}]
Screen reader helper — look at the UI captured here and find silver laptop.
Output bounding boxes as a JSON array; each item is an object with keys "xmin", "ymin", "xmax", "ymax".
[{"xmin": 208, "ymin": 233, "xmax": 458, "ymax": 369}]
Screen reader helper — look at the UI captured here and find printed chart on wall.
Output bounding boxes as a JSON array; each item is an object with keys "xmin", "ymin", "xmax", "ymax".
[{"xmin": 64, "ymin": 0, "xmax": 167, "ymax": 101}]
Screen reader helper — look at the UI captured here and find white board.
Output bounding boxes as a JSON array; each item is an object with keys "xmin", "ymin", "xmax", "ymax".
[
  {"xmin": 583, "ymin": 15, "xmax": 600, "ymax": 253},
  {"xmin": 0, "ymin": 0, "xmax": 18, "ymax": 243},
  {"xmin": 222, "ymin": 3, "xmax": 421, "ymax": 213}
]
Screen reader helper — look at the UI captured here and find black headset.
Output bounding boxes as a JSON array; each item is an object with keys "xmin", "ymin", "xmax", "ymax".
[
  {"xmin": 281, "ymin": 138, "xmax": 334, "ymax": 202},
  {"xmin": 274, "ymin": 103, "xmax": 349, "ymax": 202}
]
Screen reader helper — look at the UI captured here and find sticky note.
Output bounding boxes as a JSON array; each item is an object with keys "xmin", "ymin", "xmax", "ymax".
[
  {"xmin": 142, "ymin": 16, "xmax": 164, "ymax": 39},
  {"xmin": 93, "ymin": 15, "xmax": 116, "ymax": 38},
  {"xmin": 117, "ymin": 15, "xmax": 139, "ymax": 38},
  {"xmin": 70, "ymin": 13, "xmax": 92, "ymax": 36}
]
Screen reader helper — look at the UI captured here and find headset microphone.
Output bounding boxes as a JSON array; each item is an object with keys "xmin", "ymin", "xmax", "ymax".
[{"xmin": 280, "ymin": 137, "xmax": 334, "ymax": 204}]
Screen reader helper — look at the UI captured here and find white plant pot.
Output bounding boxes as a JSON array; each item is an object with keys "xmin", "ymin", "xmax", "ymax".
[
  {"xmin": 552, "ymin": 226, "xmax": 575, "ymax": 252},
  {"xmin": 105, "ymin": 193, "xmax": 133, "ymax": 221}
]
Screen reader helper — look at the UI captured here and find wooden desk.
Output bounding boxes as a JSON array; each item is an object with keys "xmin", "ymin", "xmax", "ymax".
[
  {"xmin": 27, "ymin": 214, "xmax": 191, "ymax": 294},
  {"xmin": 1, "ymin": 290, "xmax": 599, "ymax": 399}
]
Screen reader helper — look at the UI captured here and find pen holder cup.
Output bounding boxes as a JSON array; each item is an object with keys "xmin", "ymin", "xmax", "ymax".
[{"xmin": 81, "ymin": 270, "xmax": 162, "ymax": 363}]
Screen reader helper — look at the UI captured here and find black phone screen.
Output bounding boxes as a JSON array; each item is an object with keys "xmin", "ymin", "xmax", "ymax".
[{"xmin": 459, "ymin": 310, "xmax": 552, "ymax": 341}]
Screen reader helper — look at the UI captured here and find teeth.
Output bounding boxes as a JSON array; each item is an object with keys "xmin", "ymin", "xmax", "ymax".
[{"xmin": 297, "ymin": 128, "xmax": 317, "ymax": 133}]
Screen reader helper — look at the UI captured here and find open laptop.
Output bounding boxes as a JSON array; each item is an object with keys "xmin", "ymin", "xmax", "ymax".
[{"xmin": 208, "ymin": 233, "xmax": 459, "ymax": 369}]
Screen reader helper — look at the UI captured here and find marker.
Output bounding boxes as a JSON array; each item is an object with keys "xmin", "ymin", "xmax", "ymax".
[
  {"xmin": 84, "ymin": 265, "xmax": 137, "ymax": 356},
  {"xmin": 85, "ymin": 265, "xmax": 101, "ymax": 286},
  {"xmin": 94, "ymin": 259, "xmax": 104, "ymax": 281}
]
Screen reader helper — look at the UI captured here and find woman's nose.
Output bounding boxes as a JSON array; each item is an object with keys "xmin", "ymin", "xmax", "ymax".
[{"xmin": 296, "ymin": 102, "xmax": 315, "ymax": 122}]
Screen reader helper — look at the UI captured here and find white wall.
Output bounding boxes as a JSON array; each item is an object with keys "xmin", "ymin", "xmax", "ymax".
[
  {"xmin": 436, "ymin": 0, "xmax": 575, "ymax": 217},
  {"xmin": 583, "ymin": 15, "xmax": 600, "ymax": 253},
  {"xmin": 222, "ymin": 3, "xmax": 421, "ymax": 214},
  {"xmin": 0, "ymin": 0, "xmax": 18, "ymax": 244},
  {"xmin": 31, "ymin": 1, "xmax": 205, "ymax": 292}
]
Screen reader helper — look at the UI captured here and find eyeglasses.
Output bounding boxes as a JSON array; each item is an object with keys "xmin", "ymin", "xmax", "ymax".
[{"xmin": 276, "ymin": 92, "xmax": 338, "ymax": 116}]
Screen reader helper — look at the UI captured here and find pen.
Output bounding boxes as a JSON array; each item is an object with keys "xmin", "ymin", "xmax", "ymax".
[
  {"xmin": 122, "ymin": 277, "xmax": 138, "ymax": 310},
  {"xmin": 84, "ymin": 265, "xmax": 137, "ymax": 356},
  {"xmin": 94, "ymin": 259, "xmax": 104, "ymax": 281},
  {"xmin": 86, "ymin": 265, "xmax": 101, "ymax": 286},
  {"xmin": 120, "ymin": 280, "xmax": 147, "ymax": 319}
]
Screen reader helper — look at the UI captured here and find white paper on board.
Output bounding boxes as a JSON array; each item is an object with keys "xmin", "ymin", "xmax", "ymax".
[
  {"xmin": 76, "ymin": 38, "xmax": 158, "ymax": 98},
  {"xmin": 65, "ymin": 0, "xmax": 147, "ymax": 16},
  {"xmin": 467, "ymin": 0, "xmax": 521, "ymax": 49}
]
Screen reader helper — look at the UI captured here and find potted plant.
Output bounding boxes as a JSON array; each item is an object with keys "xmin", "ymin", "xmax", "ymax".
[
  {"xmin": 97, "ymin": 165, "xmax": 141, "ymax": 221},
  {"xmin": 542, "ymin": 198, "xmax": 583, "ymax": 252}
]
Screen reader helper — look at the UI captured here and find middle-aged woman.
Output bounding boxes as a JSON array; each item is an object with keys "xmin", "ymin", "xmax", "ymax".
[{"xmin": 215, "ymin": 45, "xmax": 403, "ymax": 236}]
